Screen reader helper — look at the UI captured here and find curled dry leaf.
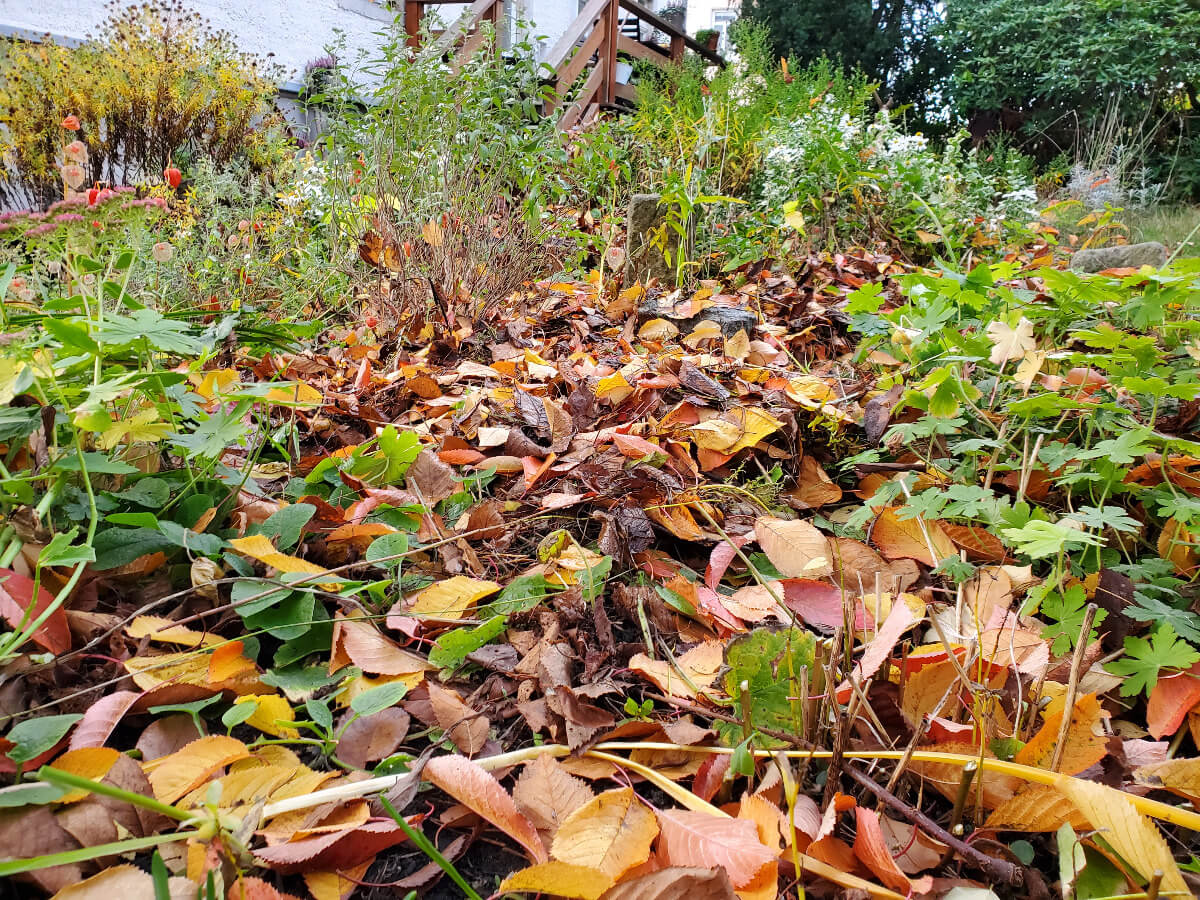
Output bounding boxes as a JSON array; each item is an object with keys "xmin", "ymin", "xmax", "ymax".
[
  {"xmin": 853, "ymin": 807, "xmax": 934, "ymax": 894},
  {"xmin": 423, "ymin": 754, "xmax": 548, "ymax": 863},
  {"xmin": 68, "ymin": 690, "xmax": 140, "ymax": 750},
  {"xmin": 753, "ymin": 516, "xmax": 832, "ymax": 579},
  {"xmin": 551, "ymin": 787, "xmax": 659, "ymax": 879},
  {"xmin": 427, "ymin": 682, "xmax": 489, "ymax": 755}
]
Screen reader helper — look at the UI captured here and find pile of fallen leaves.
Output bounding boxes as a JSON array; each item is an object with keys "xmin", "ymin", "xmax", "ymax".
[{"xmin": 5, "ymin": 244, "xmax": 1200, "ymax": 900}]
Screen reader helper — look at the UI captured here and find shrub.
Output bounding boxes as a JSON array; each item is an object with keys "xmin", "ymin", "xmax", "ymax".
[
  {"xmin": 0, "ymin": 0, "xmax": 288, "ymax": 208},
  {"xmin": 319, "ymin": 20, "xmax": 564, "ymax": 326}
]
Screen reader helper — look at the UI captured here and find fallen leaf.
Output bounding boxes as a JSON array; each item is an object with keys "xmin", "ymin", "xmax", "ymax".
[
  {"xmin": 254, "ymin": 820, "xmax": 411, "ymax": 874},
  {"xmin": 499, "ymin": 861, "xmax": 613, "ymax": 899},
  {"xmin": 330, "ymin": 614, "xmax": 431, "ymax": 676},
  {"xmin": 1057, "ymin": 777, "xmax": 1189, "ymax": 897},
  {"xmin": 754, "ymin": 517, "xmax": 831, "ymax": 578},
  {"xmin": 871, "ymin": 508, "xmax": 955, "ymax": 566},
  {"xmin": 50, "ymin": 864, "xmax": 194, "ymax": 899},
  {"xmin": 835, "ymin": 593, "xmax": 925, "ymax": 702},
  {"xmin": 853, "ymin": 807, "xmax": 933, "ymax": 893},
  {"xmin": 427, "ymin": 682, "xmax": 489, "ymax": 754},
  {"xmin": 423, "ymin": 754, "xmax": 548, "ymax": 862},
  {"xmin": 141, "ymin": 735, "xmax": 250, "ymax": 804},
  {"xmin": 514, "ymin": 754, "xmax": 595, "ymax": 842},
  {"xmin": 656, "ymin": 809, "xmax": 776, "ymax": 888},
  {"xmin": 335, "ymin": 708, "xmax": 410, "ymax": 769},
  {"xmin": 0, "ymin": 567, "xmax": 70, "ymax": 655},
  {"xmin": 1014, "ymin": 693, "xmax": 1107, "ymax": 775},
  {"xmin": 551, "ymin": 787, "xmax": 659, "ymax": 879},
  {"xmin": 1146, "ymin": 660, "xmax": 1200, "ymax": 738},
  {"xmin": 68, "ymin": 691, "xmax": 140, "ymax": 750},
  {"xmin": 985, "ymin": 784, "xmax": 1088, "ymax": 832},
  {"xmin": 599, "ymin": 866, "xmax": 736, "ymax": 900},
  {"xmin": 408, "ymin": 576, "xmax": 501, "ymax": 620},
  {"xmin": 629, "ymin": 641, "xmax": 724, "ymax": 701},
  {"xmin": 985, "ymin": 317, "xmax": 1035, "ymax": 365}
]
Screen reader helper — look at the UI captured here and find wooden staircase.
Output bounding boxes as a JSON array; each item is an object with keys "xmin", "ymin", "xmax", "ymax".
[{"xmin": 401, "ymin": 0, "xmax": 724, "ymax": 130}]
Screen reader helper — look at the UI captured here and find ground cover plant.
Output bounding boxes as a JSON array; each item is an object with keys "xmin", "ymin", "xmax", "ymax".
[{"xmin": 5, "ymin": 4, "xmax": 1200, "ymax": 900}]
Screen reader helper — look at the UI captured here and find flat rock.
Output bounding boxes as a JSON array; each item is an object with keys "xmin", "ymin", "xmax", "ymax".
[
  {"xmin": 638, "ymin": 300, "xmax": 757, "ymax": 337},
  {"xmin": 1070, "ymin": 241, "xmax": 1167, "ymax": 273}
]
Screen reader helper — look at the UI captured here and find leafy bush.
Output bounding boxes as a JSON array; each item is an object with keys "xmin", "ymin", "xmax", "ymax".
[
  {"xmin": 317, "ymin": 21, "xmax": 564, "ymax": 325},
  {"xmin": 0, "ymin": 0, "xmax": 288, "ymax": 208},
  {"xmin": 758, "ymin": 95, "xmax": 1038, "ymax": 253}
]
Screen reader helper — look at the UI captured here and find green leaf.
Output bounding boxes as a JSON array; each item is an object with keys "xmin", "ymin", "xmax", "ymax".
[
  {"xmin": 52, "ymin": 451, "xmax": 139, "ymax": 476},
  {"xmin": 38, "ymin": 529, "xmax": 96, "ymax": 568},
  {"xmin": 1039, "ymin": 584, "xmax": 1107, "ymax": 656},
  {"xmin": 349, "ymin": 681, "xmax": 409, "ymax": 718},
  {"xmin": 111, "ymin": 478, "xmax": 171, "ymax": 508},
  {"xmin": 1108, "ymin": 624, "xmax": 1200, "ymax": 697},
  {"xmin": 305, "ymin": 698, "xmax": 334, "ymax": 733},
  {"xmin": 365, "ymin": 532, "xmax": 411, "ymax": 567},
  {"xmin": 43, "ymin": 317, "xmax": 99, "ymax": 354},
  {"xmin": 1000, "ymin": 520, "xmax": 1103, "ymax": 560},
  {"xmin": 221, "ymin": 700, "xmax": 257, "ymax": 731},
  {"xmin": 5, "ymin": 714, "xmax": 82, "ymax": 764},
  {"xmin": 378, "ymin": 426, "xmax": 422, "ymax": 484},
  {"xmin": 94, "ymin": 309, "xmax": 207, "ymax": 355},
  {"xmin": 241, "ymin": 590, "xmax": 315, "ymax": 641},
  {"xmin": 254, "ymin": 504, "xmax": 315, "ymax": 553},
  {"xmin": 91, "ymin": 527, "xmax": 175, "ymax": 570},
  {"xmin": 719, "ymin": 627, "xmax": 814, "ymax": 748},
  {"xmin": 479, "ymin": 574, "xmax": 548, "ymax": 618},
  {"xmin": 1075, "ymin": 427, "xmax": 1155, "ymax": 466},
  {"xmin": 261, "ymin": 665, "xmax": 348, "ymax": 702},
  {"xmin": 428, "ymin": 616, "xmax": 508, "ymax": 670}
]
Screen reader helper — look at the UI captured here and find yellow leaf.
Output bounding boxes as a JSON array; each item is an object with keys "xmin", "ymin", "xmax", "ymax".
[
  {"xmin": 689, "ymin": 408, "xmax": 783, "ymax": 455},
  {"xmin": 304, "ymin": 863, "xmax": 371, "ymax": 900},
  {"xmin": 264, "ymin": 382, "xmax": 323, "ymax": 407},
  {"xmin": 550, "ymin": 787, "xmax": 659, "ymax": 879},
  {"xmin": 754, "ymin": 516, "xmax": 832, "ymax": 578},
  {"xmin": 596, "ymin": 371, "xmax": 634, "ymax": 405},
  {"xmin": 333, "ymin": 671, "xmax": 426, "ymax": 709},
  {"xmin": 99, "ymin": 408, "xmax": 171, "ymax": 449},
  {"xmin": 784, "ymin": 376, "xmax": 836, "ymax": 407},
  {"xmin": 194, "ymin": 369, "xmax": 239, "ymax": 400},
  {"xmin": 47, "ymin": 747, "xmax": 121, "ymax": 803},
  {"xmin": 234, "ymin": 693, "xmax": 299, "ymax": 738},
  {"xmin": 408, "ymin": 575, "xmax": 501, "ymax": 620},
  {"xmin": 142, "ymin": 735, "xmax": 250, "ymax": 804},
  {"xmin": 1056, "ymin": 777, "xmax": 1190, "ymax": 896},
  {"xmin": 724, "ymin": 329, "xmax": 751, "ymax": 361},
  {"xmin": 872, "ymin": 507, "xmax": 957, "ymax": 567},
  {"xmin": 985, "ymin": 784, "xmax": 1088, "ymax": 832},
  {"xmin": 228, "ymin": 533, "xmax": 339, "ymax": 589},
  {"xmin": 1014, "ymin": 350, "xmax": 1047, "ymax": 392},
  {"xmin": 915, "ymin": 229, "xmax": 943, "ymax": 244},
  {"xmin": 126, "ymin": 615, "xmax": 218, "ymax": 648},
  {"xmin": 1015, "ymin": 693, "xmax": 1107, "ymax": 775},
  {"xmin": 499, "ymin": 862, "xmax": 614, "ymax": 900}
]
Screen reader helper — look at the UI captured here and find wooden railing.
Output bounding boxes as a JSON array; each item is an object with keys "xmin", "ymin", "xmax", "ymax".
[{"xmin": 402, "ymin": 0, "xmax": 724, "ymax": 128}]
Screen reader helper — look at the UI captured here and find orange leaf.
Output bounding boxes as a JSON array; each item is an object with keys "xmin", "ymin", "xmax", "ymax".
[
  {"xmin": 656, "ymin": 809, "xmax": 776, "ymax": 888},
  {"xmin": 424, "ymin": 754, "xmax": 548, "ymax": 863},
  {"xmin": 46, "ymin": 747, "xmax": 121, "ymax": 802},
  {"xmin": 941, "ymin": 522, "xmax": 1007, "ymax": 562},
  {"xmin": 1014, "ymin": 693, "xmax": 1108, "ymax": 774},
  {"xmin": 142, "ymin": 735, "xmax": 250, "ymax": 804},
  {"xmin": 871, "ymin": 509, "xmax": 955, "ymax": 567},
  {"xmin": 853, "ymin": 807, "xmax": 933, "ymax": 894},
  {"xmin": 1146, "ymin": 660, "xmax": 1200, "ymax": 738},
  {"xmin": 499, "ymin": 862, "xmax": 613, "ymax": 899}
]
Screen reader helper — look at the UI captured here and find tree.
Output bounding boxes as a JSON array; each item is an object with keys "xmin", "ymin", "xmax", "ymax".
[
  {"xmin": 739, "ymin": 0, "xmax": 949, "ymax": 128},
  {"xmin": 943, "ymin": 0, "xmax": 1200, "ymax": 195}
]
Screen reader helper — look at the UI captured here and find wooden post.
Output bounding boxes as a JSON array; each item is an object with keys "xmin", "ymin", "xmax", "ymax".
[
  {"xmin": 669, "ymin": 33, "xmax": 683, "ymax": 62},
  {"xmin": 405, "ymin": 1, "xmax": 423, "ymax": 47},
  {"xmin": 602, "ymin": 0, "xmax": 619, "ymax": 104}
]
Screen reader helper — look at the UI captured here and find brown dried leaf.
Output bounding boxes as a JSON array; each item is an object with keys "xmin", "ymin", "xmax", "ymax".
[
  {"xmin": 427, "ymin": 682, "xmax": 489, "ymax": 754},
  {"xmin": 600, "ymin": 866, "xmax": 737, "ymax": 900},
  {"xmin": 335, "ymin": 708, "xmax": 410, "ymax": 769},
  {"xmin": 871, "ymin": 509, "xmax": 955, "ymax": 567},
  {"xmin": 514, "ymin": 754, "xmax": 595, "ymax": 843}
]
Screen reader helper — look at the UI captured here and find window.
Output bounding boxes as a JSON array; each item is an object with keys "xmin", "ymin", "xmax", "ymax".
[{"xmin": 711, "ymin": 8, "xmax": 736, "ymax": 53}]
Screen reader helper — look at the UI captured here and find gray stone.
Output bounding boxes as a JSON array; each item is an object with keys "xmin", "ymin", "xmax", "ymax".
[
  {"xmin": 625, "ymin": 193, "xmax": 679, "ymax": 285},
  {"xmin": 637, "ymin": 299, "xmax": 758, "ymax": 337},
  {"xmin": 1069, "ymin": 241, "xmax": 1168, "ymax": 273}
]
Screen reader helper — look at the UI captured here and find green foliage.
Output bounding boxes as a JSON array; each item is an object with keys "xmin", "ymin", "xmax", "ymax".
[
  {"xmin": 1108, "ymin": 624, "xmax": 1200, "ymax": 697},
  {"xmin": 943, "ymin": 0, "xmax": 1200, "ymax": 199},
  {"xmin": 739, "ymin": 0, "xmax": 949, "ymax": 128}
]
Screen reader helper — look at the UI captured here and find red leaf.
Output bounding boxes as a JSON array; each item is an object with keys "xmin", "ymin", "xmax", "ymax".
[
  {"xmin": 424, "ymin": 754, "xmax": 548, "ymax": 863},
  {"xmin": 0, "ymin": 567, "xmax": 70, "ymax": 654},
  {"xmin": 68, "ymin": 690, "xmax": 141, "ymax": 750},
  {"xmin": 780, "ymin": 579, "xmax": 864, "ymax": 629},
  {"xmin": 253, "ymin": 820, "xmax": 410, "ymax": 874}
]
